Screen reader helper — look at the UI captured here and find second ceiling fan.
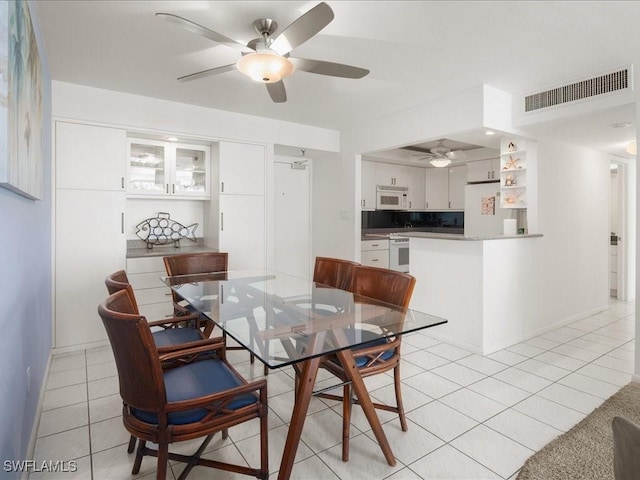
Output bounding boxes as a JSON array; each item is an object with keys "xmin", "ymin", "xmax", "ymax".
[{"xmin": 157, "ymin": 2, "xmax": 369, "ymax": 103}]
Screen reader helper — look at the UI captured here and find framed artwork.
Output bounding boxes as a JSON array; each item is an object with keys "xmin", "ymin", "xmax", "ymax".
[
  {"xmin": 481, "ymin": 196, "xmax": 495, "ymax": 215},
  {"xmin": 0, "ymin": 0, "xmax": 44, "ymax": 200}
]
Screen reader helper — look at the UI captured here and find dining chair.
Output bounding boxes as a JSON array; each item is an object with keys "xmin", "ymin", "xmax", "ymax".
[
  {"xmin": 162, "ymin": 252, "xmax": 229, "ymax": 337},
  {"xmin": 105, "ymin": 269, "xmax": 222, "ymax": 453},
  {"xmin": 105, "ymin": 270, "xmax": 214, "ymax": 352},
  {"xmin": 98, "ymin": 289, "xmax": 269, "ymax": 480},
  {"xmin": 163, "ymin": 252, "xmax": 269, "ymax": 374},
  {"xmin": 319, "ymin": 264, "xmax": 416, "ymax": 462},
  {"xmin": 313, "ymin": 256, "xmax": 360, "ymax": 290}
]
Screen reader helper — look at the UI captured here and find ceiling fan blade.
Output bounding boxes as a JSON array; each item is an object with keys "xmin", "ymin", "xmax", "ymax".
[
  {"xmin": 177, "ymin": 63, "xmax": 237, "ymax": 82},
  {"xmin": 270, "ymin": 2, "xmax": 334, "ymax": 55},
  {"xmin": 156, "ymin": 13, "xmax": 253, "ymax": 53},
  {"xmin": 266, "ymin": 81, "xmax": 287, "ymax": 103},
  {"xmin": 289, "ymin": 57, "xmax": 369, "ymax": 79}
]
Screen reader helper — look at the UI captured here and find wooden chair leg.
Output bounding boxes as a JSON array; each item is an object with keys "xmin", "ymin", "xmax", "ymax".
[
  {"xmin": 132, "ymin": 440, "xmax": 146, "ymax": 474},
  {"xmin": 156, "ymin": 442, "xmax": 169, "ymax": 480},
  {"xmin": 394, "ymin": 365, "xmax": 408, "ymax": 432},
  {"xmin": 127, "ymin": 435, "xmax": 137, "ymax": 453},
  {"xmin": 342, "ymin": 383, "xmax": 352, "ymax": 462}
]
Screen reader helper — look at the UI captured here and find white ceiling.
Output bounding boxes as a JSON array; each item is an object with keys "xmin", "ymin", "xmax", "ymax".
[{"xmin": 33, "ymin": 1, "xmax": 639, "ymax": 160}]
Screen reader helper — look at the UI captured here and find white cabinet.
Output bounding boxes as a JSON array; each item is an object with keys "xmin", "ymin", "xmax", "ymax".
[
  {"xmin": 425, "ymin": 165, "xmax": 466, "ymax": 210},
  {"xmin": 56, "ymin": 121, "xmax": 127, "ymax": 191},
  {"xmin": 425, "ymin": 168, "xmax": 449, "ymax": 210},
  {"xmin": 217, "ymin": 141, "xmax": 266, "ymax": 271},
  {"xmin": 219, "ymin": 195, "xmax": 265, "ymax": 271},
  {"xmin": 376, "ymin": 162, "xmax": 409, "ymax": 187},
  {"xmin": 500, "ymin": 139, "xmax": 527, "ymax": 209},
  {"xmin": 407, "ymin": 166, "xmax": 426, "ymax": 210},
  {"xmin": 467, "ymin": 159, "xmax": 499, "ymax": 183},
  {"xmin": 448, "ymin": 165, "xmax": 467, "ymax": 210},
  {"xmin": 127, "ymin": 256, "xmax": 174, "ymax": 320},
  {"xmin": 361, "ymin": 160, "xmax": 376, "ymax": 210},
  {"xmin": 219, "ymin": 141, "xmax": 265, "ymax": 195},
  {"xmin": 55, "ymin": 189, "xmax": 126, "ymax": 347},
  {"xmin": 55, "ymin": 121, "xmax": 127, "ymax": 348},
  {"xmin": 361, "ymin": 239, "xmax": 389, "ymax": 268},
  {"xmin": 127, "ymin": 138, "xmax": 211, "ymax": 199},
  {"xmin": 375, "ymin": 162, "xmax": 408, "ymax": 187}
]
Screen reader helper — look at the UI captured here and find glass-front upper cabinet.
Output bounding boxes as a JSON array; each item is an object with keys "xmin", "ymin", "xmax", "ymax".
[{"xmin": 127, "ymin": 138, "xmax": 210, "ymax": 199}]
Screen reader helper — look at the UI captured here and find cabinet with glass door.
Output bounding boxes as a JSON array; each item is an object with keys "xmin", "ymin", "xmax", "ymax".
[{"xmin": 127, "ymin": 138, "xmax": 211, "ymax": 199}]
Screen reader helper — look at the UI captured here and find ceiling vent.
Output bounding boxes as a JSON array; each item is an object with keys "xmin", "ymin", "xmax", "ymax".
[{"xmin": 524, "ymin": 68, "xmax": 629, "ymax": 112}]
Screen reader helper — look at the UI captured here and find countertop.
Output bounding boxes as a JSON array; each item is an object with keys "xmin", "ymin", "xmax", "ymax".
[
  {"xmin": 126, "ymin": 239, "xmax": 218, "ymax": 259},
  {"xmin": 403, "ymin": 232, "xmax": 543, "ymax": 241}
]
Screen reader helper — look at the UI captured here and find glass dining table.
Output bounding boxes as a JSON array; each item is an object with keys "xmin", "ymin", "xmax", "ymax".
[{"xmin": 163, "ymin": 270, "xmax": 447, "ymax": 480}]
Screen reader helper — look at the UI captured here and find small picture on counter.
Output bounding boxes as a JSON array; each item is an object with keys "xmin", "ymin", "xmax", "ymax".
[{"xmin": 481, "ymin": 196, "xmax": 495, "ymax": 215}]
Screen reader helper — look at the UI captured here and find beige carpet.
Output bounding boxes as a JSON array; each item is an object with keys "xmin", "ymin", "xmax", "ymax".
[{"xmin": 517, "ymin": 382, "xmax": 640, "ymax": 480}]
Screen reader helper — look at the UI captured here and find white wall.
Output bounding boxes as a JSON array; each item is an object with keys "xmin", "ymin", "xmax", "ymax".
[
  {"xmin": 51, "ymin": 81, "xmax": 341, "ymax": 272},
  {"xmin": 1, "ymin": 0, "xmax": 53, "ymax": 469},
  {"xmin": 534, "ymin": 138, "xmax": 610, "ymax": 322}
]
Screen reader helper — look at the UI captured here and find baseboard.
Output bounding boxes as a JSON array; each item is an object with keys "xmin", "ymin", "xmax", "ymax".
[{"xmin": 23, "ymin": 352, "xmax": 53, "ymax": 479}]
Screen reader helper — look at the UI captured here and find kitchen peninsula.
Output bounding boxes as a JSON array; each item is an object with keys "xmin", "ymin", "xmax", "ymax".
[{"xmin": 405, "ymin": 232, "xmax": 544, "ymax": 355}]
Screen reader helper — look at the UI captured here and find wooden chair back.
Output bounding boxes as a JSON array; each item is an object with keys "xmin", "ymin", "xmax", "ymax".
[
  {"xmin": 350, "ymin": 265, "xmax": 416, "ymax": 308},
  {"xmin": 163, "ymin": 252, "xmax": 228, "ymax": 276},
  {"xmin": 104, "ymin": 270, "xmax": 140, "ymax": 313},
  {"xmin": 98, "ymin": 290, "xmax": 166, "ymax": 412},
  {"xmin": 313, "ymin": 257, "xmax": 360, "ymax": 291}
]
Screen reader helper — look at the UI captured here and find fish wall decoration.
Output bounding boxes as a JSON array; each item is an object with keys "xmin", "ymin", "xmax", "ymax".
[{"xmin": 135, "ymin": 212, "xmax": 198, "ymax": 249}]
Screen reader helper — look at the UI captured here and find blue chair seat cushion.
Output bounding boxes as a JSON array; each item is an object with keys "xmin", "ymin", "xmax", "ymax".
[
  {"xmin": 132, "ymin": 359, "xmax": 257, "ymax": 425},
  {"xmin": 152, "ymin": 327, "xmax": 203, "ymax": 348}
]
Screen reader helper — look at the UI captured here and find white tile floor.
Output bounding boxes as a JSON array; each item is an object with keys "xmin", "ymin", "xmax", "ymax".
[{"xmin": 31, "ymin": 300, "xmax": 636, "ymax": 480}]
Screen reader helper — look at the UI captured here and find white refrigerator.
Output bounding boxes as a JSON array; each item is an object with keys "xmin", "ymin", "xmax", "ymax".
[{"xmin": 464, "ymin": 183, "xmax": 512, "ymax": 237}]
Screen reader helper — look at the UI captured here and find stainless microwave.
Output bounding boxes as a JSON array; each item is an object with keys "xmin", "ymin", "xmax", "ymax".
[{"xmin": 376, "ymin": 185, "xmax": 409, "ymax": 210}]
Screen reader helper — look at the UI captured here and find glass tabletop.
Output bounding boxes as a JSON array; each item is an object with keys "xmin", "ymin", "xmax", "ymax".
[{"xmin": 163, "ymin": 270, "xmax": 447, "ymax": 369}]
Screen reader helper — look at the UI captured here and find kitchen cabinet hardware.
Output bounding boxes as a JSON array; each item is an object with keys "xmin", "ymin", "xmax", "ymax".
[
  {"xmin": 121, "ymin": 177, "xmax": 125, "ymax": 189},
  {"xmin": 121, "ymin": 212, "xmax": 124, "ymax": 234},
  {"xmin": 221, "ymin": 181, "xmax": 225, "ymax": 193},
  {"xmin": 221, "ymin": 212, "xmax": 224, "ymax": 231}
]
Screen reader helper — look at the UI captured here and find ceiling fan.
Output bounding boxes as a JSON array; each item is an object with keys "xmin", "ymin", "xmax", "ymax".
[
  {"xmin": 408, "ymin": 140, "xmax": 467, "ymax": 167},
  {"xmin": 157, "ymin": 2, "xmax": 369, "ymax": 103}
]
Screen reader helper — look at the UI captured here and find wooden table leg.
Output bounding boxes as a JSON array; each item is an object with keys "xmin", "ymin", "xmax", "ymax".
[
  {"xmin": 277, "ymin": 355, "xmax": 322, "ymax": 480},
  {"xmin": 334, "ymin": 348, "xmax": 397, "ymax": 466}
]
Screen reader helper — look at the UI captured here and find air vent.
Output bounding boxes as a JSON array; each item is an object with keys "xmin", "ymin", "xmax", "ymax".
[{"xmin": 525, "ymin": 69, "xmax": 629, "ymax": 112}]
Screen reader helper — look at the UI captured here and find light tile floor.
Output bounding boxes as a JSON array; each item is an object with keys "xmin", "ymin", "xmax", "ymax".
[{"xmin": 31, "ymin": 300, "xmax": 636, "ymax": 479}]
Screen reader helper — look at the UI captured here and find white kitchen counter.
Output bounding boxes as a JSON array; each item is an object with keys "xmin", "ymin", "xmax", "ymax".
[
  {"xmin": 404, "ymin": 232, "xmax": 543, "ymax": 241},
  {"xmin": 408, "ymin": 234, "xmax": 545, "ymax": 355}
]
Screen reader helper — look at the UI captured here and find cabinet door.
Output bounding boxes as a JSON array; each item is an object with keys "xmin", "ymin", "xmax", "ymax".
[
  {"xmin": 448, "ymin": 165, "xmax": 466, "ymax": 209},
  {"xmin": 425, "ymin": 168, "xmax": 449, "ymax": 210},
  {"xmin": 407, "ymin": 166, "xmax": 426, "ymax": 210},
  {"xmin": 173, "ymin": 144, "xmax": 210, "ymax": 198},
  {"xmin": 219, "ymin": 194, "xmax": 266, "ymax": 271},
  {"xmin": 55, "ymin": 189, "xmax": 126, "ymax": 347},
  {"xmin": 219, "ymin": 141, "xmax": 265, "ymax": 195},
  {"xmin": 467, "ymin": 159, "xmax": 492, "ymax": 183},
  {"xmin": 56, "ymin": 122, "xmax": 126, "ymax": 191},
  {"xmin": 374, "ymin": 162, "xmax": 408, "ymax": 187},
  {"xmin": 127, "ymin": 139, "xmax": 170, "ymax": 196},
  {"xmin": 361, "ymin": 160, "xmax": 376, "ymax": 210}
]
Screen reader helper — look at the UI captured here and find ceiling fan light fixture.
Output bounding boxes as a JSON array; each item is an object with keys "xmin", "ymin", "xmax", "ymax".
[
  {"xmin": 430, "ymin": 158, "xmax": 451, "ymax": 168},
  {"xmin": 236, "ymin": 51, "xmax": 294, "ymax": 83},
  {"xmin": 626, "ymin": 141, "xmax": 637, "ymax": 155}
]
